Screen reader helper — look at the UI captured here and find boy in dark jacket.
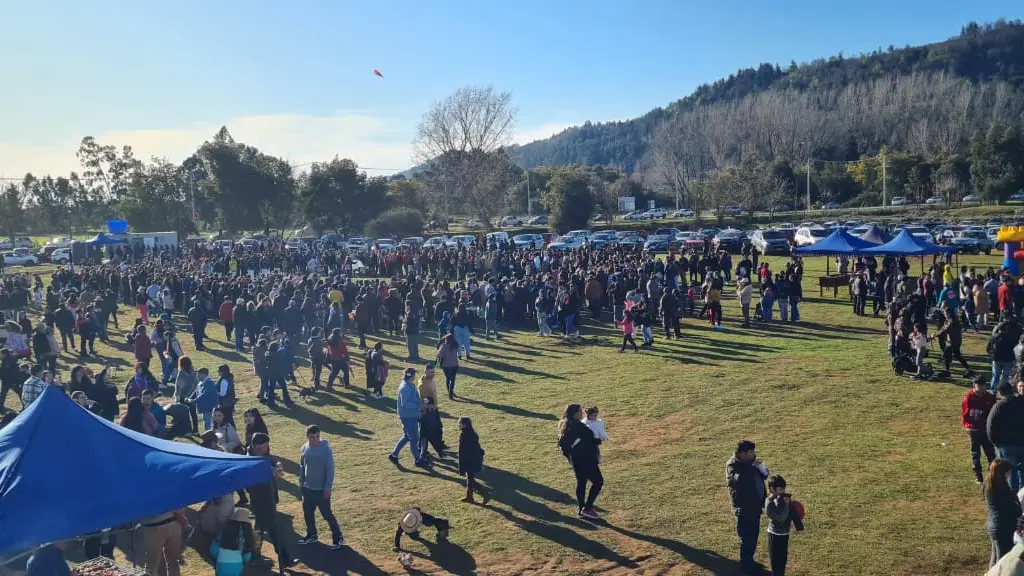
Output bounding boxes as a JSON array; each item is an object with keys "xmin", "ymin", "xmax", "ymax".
[
  {"xmin": 764, "ymin": 475, "xmax": 804, "ymax": 576},
  {"xmin": 963, "ymin": 376, "xmax": 996, "ymax": 484},
  {"xmin": 726, "ymin": 440, "xmax": 769, "ymax": 575}
]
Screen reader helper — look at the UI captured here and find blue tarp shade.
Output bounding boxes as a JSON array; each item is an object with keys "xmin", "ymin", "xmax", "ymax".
[
  {"xmin": 0, "ymin": 387, "xmax": 272, "ymax": 557},
  {"xmin": 86, "ymin": 233, "xmax": 126, "ymax": 245},
  {"xmin": 862, "ymin": 228, "xmax": 955, "ymax": 256},
  {"xmin": 858, "ymin": 225, "xmax": 892, "ymax": 245},
  {"xmin": 793, "ymin": 227, "xmax": 876, "ymax": 256}
]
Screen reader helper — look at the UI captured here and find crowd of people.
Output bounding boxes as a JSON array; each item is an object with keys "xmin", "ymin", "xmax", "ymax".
[{"xmin": 3, "ymin": 233, "xmax": 1023, "ymax": 575}]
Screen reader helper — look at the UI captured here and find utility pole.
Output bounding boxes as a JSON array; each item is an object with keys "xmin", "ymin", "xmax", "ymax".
[
  {"xmin": 526, "ymin": 171, "xmax": 531, "ymax": 216},
  {"xmin": 806, "ymin": 160, "xmax": 811, "ymax": 211},
  {"xmin": 881, "ymin": 153, "xmax": 887, "ymax": 209},
  {"xmin": 189, "ymin": 174, "xmax": 196, "ymax": 226}
]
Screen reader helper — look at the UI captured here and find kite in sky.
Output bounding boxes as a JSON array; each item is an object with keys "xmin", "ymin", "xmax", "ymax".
[{"xmin": 373, "ymin": 69, "xmax": 384, "ymax": 78}]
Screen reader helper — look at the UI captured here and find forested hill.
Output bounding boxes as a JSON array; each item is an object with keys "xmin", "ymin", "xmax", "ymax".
[{"xmin": 509, "ymin": 19, "xmax": 1024, "ymax": 171}]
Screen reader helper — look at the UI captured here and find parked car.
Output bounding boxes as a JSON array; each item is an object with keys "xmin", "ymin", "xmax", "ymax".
[
  {"xmin": 643, "ymin": 208, "xmax": 668, "ymax": 219},
  {"xmin": 924, "ymin": 196, "xmax": 945, "ymax": 205},
  {"xmin": 961, "ymin": 194, "xmax": 981, "ymax": 204},
  {"xmin": 587, "ymin": 231, "xmax": 618, "ymax": 248},
  {"xmin": 772, "ymin": 204, "xmax": 792, "ymax": 213},
  {"xmin": 644, "ymin": 234, "xmax": 672, "ymax": 253},
  {"xmin": 512, "ymin": 233, "xmax": 545, "ymax": 250},
  {"xmin": 548, "ymin": 235, "xmax": 585, "ymax": 250},
  {"xmin": 617, "ymin": 235, "xmax": 645, "ymax": 248},
  {"xmin": 2, "ymin": 248, "xmax": 38, "ymax": 266},
  {"xmin": 0, "ymin": 236, "xmax": 33, "ymax": 250},
  {"xmin": 901, "ymin": 226, "xmax": 934, "ymax": 242},
  {"xmin": 713, "ymin": 229, "xmax": 745, "ymax": 253},
  {"xmin": 398, "ymin": 237, "xmax": 425, "ymax": 248},
  {"xmin": 499, "ymin": 216, "xmax": 523, "ymax": 227},
  {"xmin": 320, "ymin": 233, "xmax": 346, "ymax": 248},
  {"xmin": 655, "ymin": 227, "xmax": 682, "ymax": 238},
  {"xmin": 527, "ymin": 214, "xmax": 549, "ymax": 225},
  {"xmin": 423, "ymin": 236, "xmax": 448, "ymax": 249},
  {"xmin": 464, "ymin": 219, "xmax": 485, "ymax": 229},
  {"xmin": 794, "ymin": 226, "xmax": 830, "ymax": 247},
  {"xmin": 1010, "ymin": 192, "xmax": 1024, "ymax": 202},
  {"xmin": 345, "ymin": 237, "xmax": 369, "ymax": 252},
  {"xmin": 675, "ymin": 230, "xmax": 696, "ymax": 243},
  {"xmin": 890, "ymin": 196, "xmax": 909, "ymax": 206},
  {"xmin": 750, "ymin": 229, "xmax": 791, "ymax": 255},
  {"xmin": 672, "ymin": 208, "xmax": 695, "ymax": 218},
  {"xmin": 951, "ymin": 230, "xmax": 994, "ymax": 254},
  {"xmin": 822, "ymin": 202, "xmax": 842, "ymax": 210},
  {"xmin": 723, "ymin": 206, "xmax": 742, "ymax": 216},
  {"xmin": 49, "ymin": 247, "xmax": 72, "ymax": 264},
  {"xmin": 446, "ymin": 235, "xmax": 476, "ymax": 249},
  {"xmin": 621, "ymin": 211, "xmax": 649, "ymax": 221},
  {"xmin": 567, "ymin": 229, "xmax": 592, "ymax": 239}
]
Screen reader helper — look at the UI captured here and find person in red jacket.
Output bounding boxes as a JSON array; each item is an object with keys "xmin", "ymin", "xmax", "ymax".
[
  {"xmin": 218, "ymin": 296, "xmax": 235, "ymax": 342},
  {"xmin": 963, "ymin": 375, "xmax": 997, "ymax": 484},
  {"xmin": 325, "ymin": 328, "xmax": 351, "ymax": 389}
]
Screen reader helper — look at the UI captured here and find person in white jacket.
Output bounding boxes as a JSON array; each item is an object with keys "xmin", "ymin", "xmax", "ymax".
[
  {"xmin": 584, "ymin": 406, "xmax": 608, "ymax": 463},
  {"xmin": 737, "ymin": 279, "xmax": 753, "ymax": 328}
]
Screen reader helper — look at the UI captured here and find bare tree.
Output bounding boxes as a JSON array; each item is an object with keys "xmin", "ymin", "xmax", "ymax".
[{"xmin": 414, "ymin": 86, "xmax": 518, "ymax": 224}]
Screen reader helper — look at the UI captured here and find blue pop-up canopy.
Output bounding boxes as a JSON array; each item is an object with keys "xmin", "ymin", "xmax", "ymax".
[
  {"xmin": 862, "ymin": 228, "xmax": 955, "ymax": 256},
  {"xmin": 0, "ymin": 387, "xmax": 272, "ymax": 557},
  {"xmin": 793, "ymin": 227, "xmax": 876, "ymax": 256},
  {"xmin": 85, "ymin": 232, "xmax": 126, "ymax": 245}
]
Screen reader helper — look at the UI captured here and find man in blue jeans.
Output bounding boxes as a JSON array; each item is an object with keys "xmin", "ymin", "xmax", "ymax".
[
  {"xmin": 988, "ymin": 319, "xmax": 1021, "ymax": 392},
  {"xmin": 297, "ymin": 425, "xmax": 344, "ymax": 549},
  {"xmin": 388, "ymin": 368, "xmax": 426, "ymax": 467},
  {"xmin": 726, "ymin": 440, "xmax": 770, "ymax": 574},
  {"xmin": 988, "ymin": 383, "xmax": 1024, "ymax": 492}
]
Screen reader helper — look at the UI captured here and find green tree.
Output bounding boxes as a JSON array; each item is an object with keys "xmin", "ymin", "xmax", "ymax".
[
  {"xmin": 364, "ymin": 208, "xmax": 425, "ymax": 238},
  {"xmin": 118, "ymin": 159, "xmax": 197, "ymax": 234},
  {"xmin": 542, "ymin": 166, "xmax": 593, "ymax": 233},
  {"xmin": 197, "ymin": 128, "xmax": 296, "ymax": 233},
  {"xmin": 0, "ymin": 184, "xmax": 25, "ymax": 242},
  {"xmin": 296, "ymin": 158, "xmax": 388, "ymax": 234},
  {"xmin": 970, "ymin": 123, "xmax": 1024, "ymax": 203},
  {"xmin": 386, "ymin": 179, "xmax": 427, "ymax": 214}
]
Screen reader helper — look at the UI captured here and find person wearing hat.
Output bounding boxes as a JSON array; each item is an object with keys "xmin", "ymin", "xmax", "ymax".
[
  {"xmin": 210, "ymin": 507, "xmax": 256, "ymax": 576},
  {"xmin": 392, "ymin": 507, "xmax": 450, "ymax": 551}
]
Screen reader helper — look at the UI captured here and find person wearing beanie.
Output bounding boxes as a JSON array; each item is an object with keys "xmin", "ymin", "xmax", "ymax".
[{"xmin": 726, "ymin": 440, "xmax": 769, "ymax": 574}]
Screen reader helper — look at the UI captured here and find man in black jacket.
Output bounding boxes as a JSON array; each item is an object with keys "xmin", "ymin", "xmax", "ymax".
[
  {"xmin": 987, "ymin": 318, "xmax": 1021, "ymax": 393},
  {"xmin": 726, "ymin": 440, "xmax": 769, "ymax": 575},
  {"xmin": 187, "ymin": 299, "xmax": 207, "ymax": 351},
  {"xmin": 988, "ymin": 383, "xmax": 1024, "ymax": 493}
]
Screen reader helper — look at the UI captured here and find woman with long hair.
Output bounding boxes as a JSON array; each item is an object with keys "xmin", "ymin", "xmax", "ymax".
[
  {"xmin": 437, "ymin": 333, "xmax": 460, "ymax": 399},
  {"xmin": 325, "ymin": 327, "xmax": 351, "ymax": 389},
  {"xmin": 457, "ymin": 417, "xmax": 489, "ymax": 504},
  {"xmin": 210, "ymin": 508, "xmax": 255, "ymax": 576},
  {"xmin": 985, "ymin": 458, "xmax": 1021, "ymax": 567},
  {"xmin": 175, "ymin": 356, "xmax": 199, "ymax": 433},
  {"xmin": 120, "ymin": 396, "xmax": 157, "ymax": 435},
  {"xmin": 557, "ymin": 403, "xmax": 604, "ymax": 520},
  {"xmin": 243, "ymin": 408, "xmax": 269, "ymax": 450}
]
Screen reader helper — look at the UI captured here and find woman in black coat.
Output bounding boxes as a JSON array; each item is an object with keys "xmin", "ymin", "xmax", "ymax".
[
  {"xmin": 558, "ymin": 403, "xmax": 603, "ymax": 520},
  {"xmin": 457, "ymin": 417, "xmax": 489, "ymax": 504}
]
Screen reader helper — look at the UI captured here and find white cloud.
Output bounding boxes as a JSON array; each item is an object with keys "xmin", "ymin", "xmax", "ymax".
[{"xmin": 0, "ymin": 114, "xmax": 582, "ymax": 181}]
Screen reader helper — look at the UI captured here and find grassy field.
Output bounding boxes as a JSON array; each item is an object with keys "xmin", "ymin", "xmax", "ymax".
[{"xmin": 1, "ymin": 253, "xmax": 1006, "ymax": 575}]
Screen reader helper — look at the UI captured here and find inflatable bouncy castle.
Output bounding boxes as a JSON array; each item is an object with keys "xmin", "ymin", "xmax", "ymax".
[{"xmin": 997, "ymin": 226, "xmax": 1024, "ymax": 277}]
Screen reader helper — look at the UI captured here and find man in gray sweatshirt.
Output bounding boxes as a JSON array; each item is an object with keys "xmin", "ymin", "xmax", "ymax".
[{"xmin": 297, "ymin": 425, "xmax": 344, "ymax": 549}]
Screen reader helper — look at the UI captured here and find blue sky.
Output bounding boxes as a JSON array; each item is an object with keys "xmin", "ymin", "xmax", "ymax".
[{"xmin": 0, "ymin": 0, "xmax": 1018, "ymax": 177}]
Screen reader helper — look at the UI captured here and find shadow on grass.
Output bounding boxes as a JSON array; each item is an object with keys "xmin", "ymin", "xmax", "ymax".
[
  {"xmin": 458, "ymin": 396, "xmax": 557, "ymax": 421},
  {"xmin": 271, "ymin": 401, "xmax": 375, "ymax": 441},
  {"xmin": 403, "ymin": 539, "xmax": 478, "ymax": 575},
  {"xmin": 602, "ymin": 521, "xmax": 744, "ymax": 575},
  {"xmin": 489, "ymin": 506, "xmax": 640, "ymax": 569}
]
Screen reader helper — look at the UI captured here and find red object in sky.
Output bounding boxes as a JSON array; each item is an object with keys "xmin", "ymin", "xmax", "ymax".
[{"xmin": 373, "ymin": 69, "xmax": 384, "ymax": 78}]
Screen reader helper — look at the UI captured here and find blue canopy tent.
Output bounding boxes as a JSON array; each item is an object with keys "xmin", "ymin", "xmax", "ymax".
[
  {"xmin": 85, "ymin": 232, "xmax": 126, "ymax": 245},
  {"xmin": 862, "ymin": 228, "xmax": 955, "ymax": 256},
  {"xmin": 858, "ymin": 224, "xmax": 892, "ymax": 245},
  {"xmin": 0, "ymin": 387, "xmax": 272, "ymax": 557},
  {"xmin": 793, "ymin": 227, "xmax": 876, "ymax": 256}
]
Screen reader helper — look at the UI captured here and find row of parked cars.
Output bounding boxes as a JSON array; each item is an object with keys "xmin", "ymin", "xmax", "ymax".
[{"xmin": 789, "ymin": 218, "xmax": 1024, "ymax": 254}]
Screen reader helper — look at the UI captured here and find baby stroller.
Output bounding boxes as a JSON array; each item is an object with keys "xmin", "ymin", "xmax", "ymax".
[{"xmin": 891, "ymin": 333, "xmax": 933, "ymax": 379}]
